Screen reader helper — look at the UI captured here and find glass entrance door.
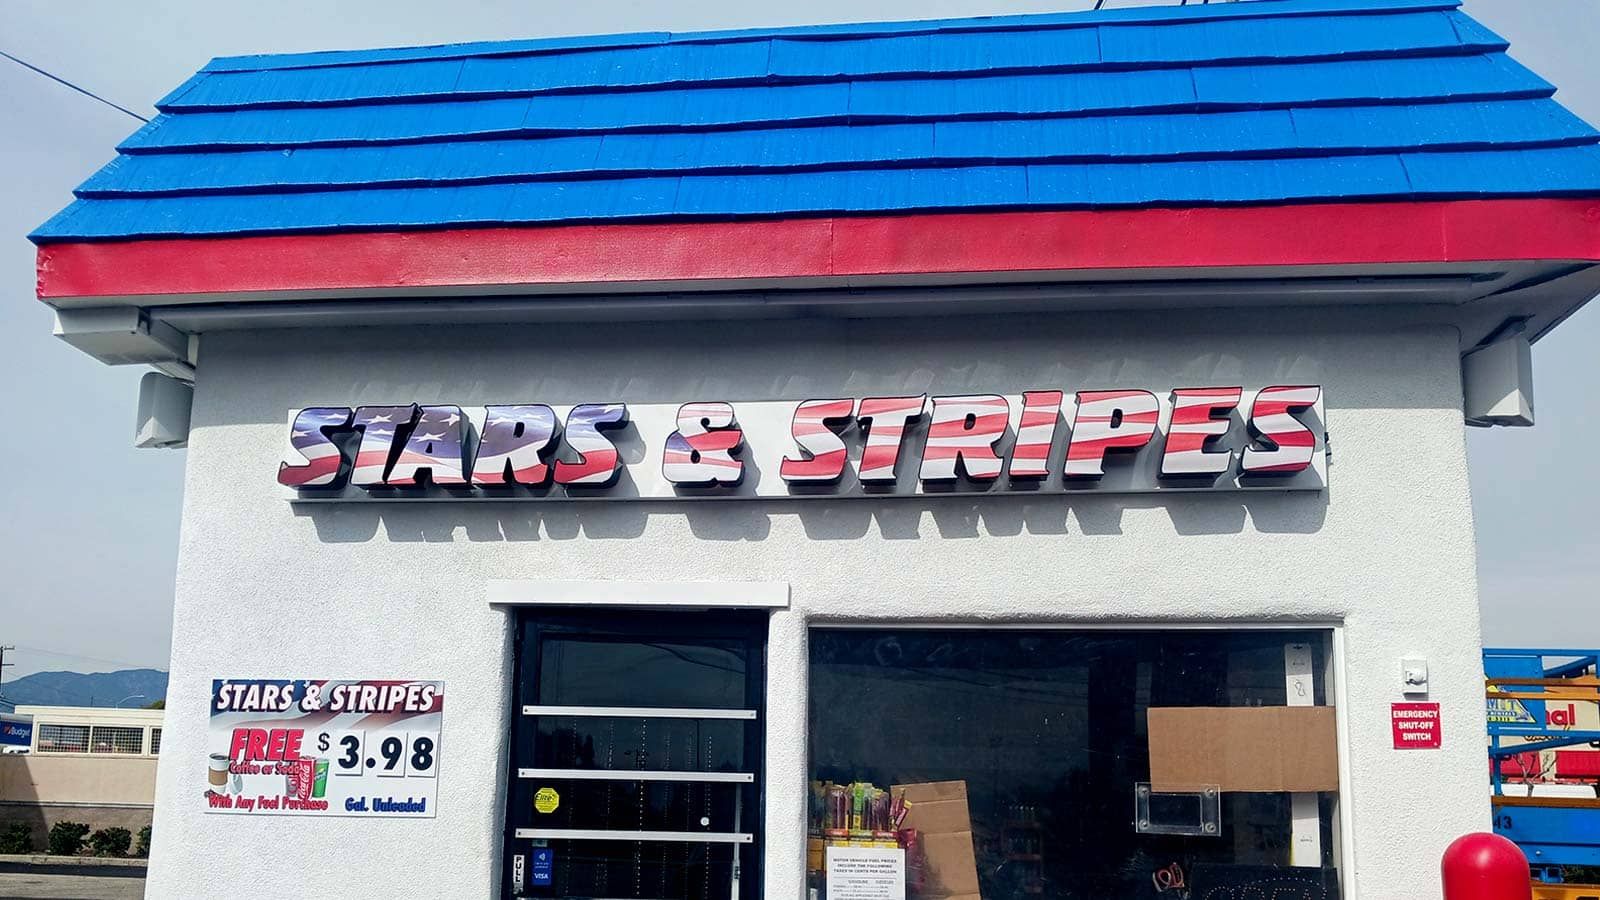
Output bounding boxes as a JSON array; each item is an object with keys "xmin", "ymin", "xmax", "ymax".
[{"xmin": 504, "ymin": 610, "xmax": 766, "ymax": 900}]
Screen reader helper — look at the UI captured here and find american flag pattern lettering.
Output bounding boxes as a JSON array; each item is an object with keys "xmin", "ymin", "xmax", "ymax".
[
  {"xmin": 470, "ymin": 405, "xmax": 558, "ymax": 486},
  {"xmin": 1007, "ymin": 390, "xmax": 1064, "ymax": 479},
  {"xmin": 277, "ymin": 386, "xmax": 1326, "ymax": 497},
  {"xmin": 1064, "ymin": 390, "xmax": 1159, "ymax": 479},
  {"xmin": 552, "ymin": 403, "xmax": 630, "ymax": 486},
  {"xmin": 278, "ymin": 407, "xmax": 352, "ymax": 487},
  {"xmin": 1161, "ymin": 388, "xmax": 1243, "ymax": 478},
  {"xmin": 350, "ymin": 405, "xmax": 419, "ymax": 488},
  {"xmin": 920, "ymin": 395, "xmax": 1010, "ymax": 483},
  {"xmin": 780, "ymin": 398, "xmax": 855, "ymax": 484},
  {"xmin": 1242, "ymin": 385, "xmax": 1322, "ymax": 475},
  {"xmin": 662, "ymin": 402, "xmax": 745, "ymax": 486},
  {"xmin": 857, "ymin": 395, "xmax": 927, "ymax": 484},
  {"xmin": 386, "ymin": 405, "xmax": 469, "ymax": 487}
]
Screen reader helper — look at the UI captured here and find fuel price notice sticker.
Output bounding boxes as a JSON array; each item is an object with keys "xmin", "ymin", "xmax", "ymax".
[{"xmin": 204, "ymin": 679, "xmax": 443, "ymax": 817}]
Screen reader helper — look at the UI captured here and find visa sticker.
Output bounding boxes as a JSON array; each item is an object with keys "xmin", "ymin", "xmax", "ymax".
[{"xmin": 532, "ymin": 847, "xmax": 553, "ymax": 886}]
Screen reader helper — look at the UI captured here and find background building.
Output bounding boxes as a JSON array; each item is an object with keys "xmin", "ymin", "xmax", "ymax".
[{"xmin": 0, "ymin": 706, "xmax": 162, "ymax": 846}]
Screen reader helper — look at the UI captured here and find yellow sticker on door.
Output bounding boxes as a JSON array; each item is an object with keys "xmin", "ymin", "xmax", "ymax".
[{"xmin": 534, "ymin": 787, "xmax": 560, "ymax": 814}]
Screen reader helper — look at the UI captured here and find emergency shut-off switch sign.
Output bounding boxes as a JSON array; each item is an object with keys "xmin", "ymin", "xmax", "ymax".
[{"xmin": 1391, "ymin": 702, "xmax": 1443, "ymax": 750}]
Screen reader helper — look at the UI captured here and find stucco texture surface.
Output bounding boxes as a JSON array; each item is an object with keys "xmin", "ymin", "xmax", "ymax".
[{"xmin": 148, "ymin": 309, "xmax": 1485, "ymax": 899}]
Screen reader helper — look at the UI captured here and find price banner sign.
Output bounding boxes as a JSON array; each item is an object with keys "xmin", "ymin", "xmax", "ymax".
[{"xmin": 203, "ymin": 679, "xmax": 442, "ymax": 817}]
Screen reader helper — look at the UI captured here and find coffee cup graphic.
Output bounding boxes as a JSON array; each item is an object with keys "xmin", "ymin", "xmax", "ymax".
[{"xmin": 207, "ymin": 753, "xmax": 229, "ymax": 790}]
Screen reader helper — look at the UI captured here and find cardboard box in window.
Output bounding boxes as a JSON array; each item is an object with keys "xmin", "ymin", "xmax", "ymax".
[
  {"xmin": 1147, "ymin": 706, "xmax": 1339, "ymax": 793},
  {"xmin": 891, "ymin": 780, "xmax": 980, "ymax": 900}
]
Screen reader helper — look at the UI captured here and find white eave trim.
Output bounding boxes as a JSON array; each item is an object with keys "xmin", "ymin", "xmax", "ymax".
[{"xmin": 487, "ymin": 579, "xmax": 789, "ymax": 609}]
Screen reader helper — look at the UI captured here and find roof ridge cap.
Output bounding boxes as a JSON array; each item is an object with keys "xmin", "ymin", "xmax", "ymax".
[{"xmin": 200, "ymin": 0, "xmax": 1461, "ymax": 75}]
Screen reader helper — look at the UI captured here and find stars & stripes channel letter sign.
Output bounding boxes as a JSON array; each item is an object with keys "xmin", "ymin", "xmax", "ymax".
[{"xmin": 279, "ymin": 387, "xmax": 1326, "ymax": 502}]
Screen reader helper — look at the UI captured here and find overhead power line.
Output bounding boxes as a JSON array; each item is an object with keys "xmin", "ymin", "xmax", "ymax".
[
  {"xmin": 0, "ymin": 48, "xmax": 150, "ymax": 124},
  {"xmin": 13, "ymin": 645, "xmax": 163, "ymax": 672}
]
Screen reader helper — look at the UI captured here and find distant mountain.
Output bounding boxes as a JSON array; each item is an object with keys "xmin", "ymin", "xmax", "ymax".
[{"xmin": 0, "ymin": 669, "xmax": 168, "ymax": 709}]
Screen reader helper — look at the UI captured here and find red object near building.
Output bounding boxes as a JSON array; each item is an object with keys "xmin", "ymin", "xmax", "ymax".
[
  {"xmin": 1442, "ymin": 833, "xmax": 1531, "ymax": 900},
  {"xmin": 1499, "ymin": 753, "xmax": 1542, "ymax": 778},
  {"xmin": 1555, "ymin": 750, "xmax": 1600, "ymax": 779}
]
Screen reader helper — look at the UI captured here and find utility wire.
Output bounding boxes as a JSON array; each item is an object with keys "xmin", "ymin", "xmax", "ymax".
[
  {"xmin": 0, "ymin": 48, "xmax": 149, "ymax": 124},
  {"xmin": 12, "ymin": 645, "xmax": 163, "ymax": 672}
]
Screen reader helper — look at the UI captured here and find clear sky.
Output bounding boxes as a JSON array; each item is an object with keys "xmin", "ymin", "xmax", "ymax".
[{"xmin": 1, "ymin": 1, "xmax": 1595, "ymax": 679}]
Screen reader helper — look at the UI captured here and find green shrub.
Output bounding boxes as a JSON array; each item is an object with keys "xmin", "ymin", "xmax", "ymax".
[
  {"xmin": 87, "ymin": 827, "xmax": 131, "ymax": 858},
  {"xmin": 0, "ymin": 822, "xmax": 33, "ymax": 853},
  {"xmin": 135, "ymin": 824, "xmax": 151, "ymax": 858},
  {"xmin": 46, "ymin": 821, "xmax": 89, "ymax": 856}
]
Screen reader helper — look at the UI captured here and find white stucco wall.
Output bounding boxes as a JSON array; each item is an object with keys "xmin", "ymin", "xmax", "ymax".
[{"xmin": 147, "ymin": 307, "xmax": 1487, "ymax": 899}]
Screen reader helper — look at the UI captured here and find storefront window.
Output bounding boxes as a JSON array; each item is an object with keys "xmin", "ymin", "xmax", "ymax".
[{"xmin": 807, "ymin": 628, "xmax": 1340, "ymax": 900}]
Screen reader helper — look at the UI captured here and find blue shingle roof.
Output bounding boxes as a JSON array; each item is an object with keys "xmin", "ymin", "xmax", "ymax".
[{"xmin": 30, "ymin": 0, "xmax": 1600, "ymax": 243}]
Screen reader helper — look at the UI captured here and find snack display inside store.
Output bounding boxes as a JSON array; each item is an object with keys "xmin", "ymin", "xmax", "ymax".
[{"xmin": 806, "ymin": 629, "xmax": 1343, "ymax": 900}]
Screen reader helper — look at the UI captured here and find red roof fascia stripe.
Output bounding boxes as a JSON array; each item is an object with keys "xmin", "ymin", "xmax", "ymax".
[{"xmin": 36, "ymin": 199, "xmax": 1600, "ymax": 301}]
